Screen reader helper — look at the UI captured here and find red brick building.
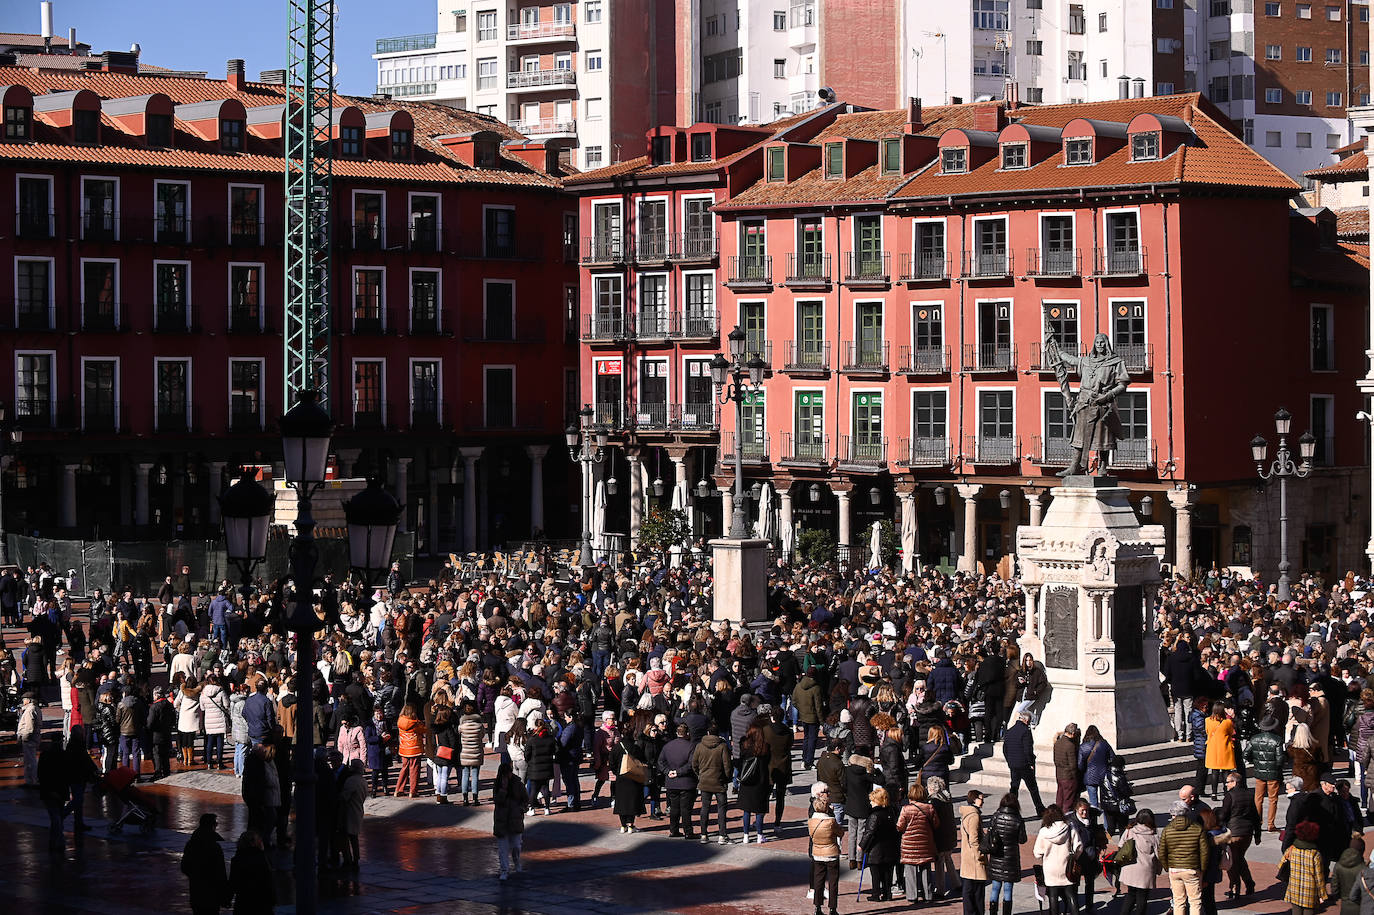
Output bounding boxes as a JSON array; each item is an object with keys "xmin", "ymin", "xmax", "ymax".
[
  {"xmin": 0, "ymin": 60, "xmax": 578, "ymax": 552},
  {"xmin": 572, "ymin": 94, "xmax": 1370, "ymax": 580}
]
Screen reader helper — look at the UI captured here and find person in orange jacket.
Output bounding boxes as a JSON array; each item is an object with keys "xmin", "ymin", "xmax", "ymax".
[{"xmin": 394, "ymin": 703, "xmax": 428, "ymax": 798}]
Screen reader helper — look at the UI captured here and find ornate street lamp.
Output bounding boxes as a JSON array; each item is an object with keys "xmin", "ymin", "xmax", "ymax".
[
  {"xmin": 1251, "ymin": 407, "xmax": 1318, "ymax": 602},
  {"xmin": 344, "ymin": 476, "xmax": 403, "ymax": 584},
  {"xmin": 568, "ymin": 405, "xmax": 609, "ymax": 569},
  {"xmin": 713, "ymin": 325, "xmax": 766, "ymax": 539},
  {"xmin": 219, "ymin": 469, "xmax": 274, "ymax": 597}
]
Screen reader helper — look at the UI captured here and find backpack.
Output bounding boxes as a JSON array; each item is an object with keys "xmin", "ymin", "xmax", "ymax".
[{"xmin": 739, "ymin": 755, "xmax": 764, "ymax": 787}]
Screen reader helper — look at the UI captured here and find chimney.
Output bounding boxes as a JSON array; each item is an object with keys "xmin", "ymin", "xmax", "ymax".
[
  {"xmin": 227, "ymin": 58, "xmax": 246, "ymax": 90},
  {"xmin": 1132, "ymin": 77, "xmax": 1146, "ymax": 99},
  {"xmin": 101, "ymin": 50, "xmax": 138, "ymax": 74},
  {"xmin": 1117, "ymin": 76, "xmax": 1130, "ymax": 100},
  {"xmin": 40, "ymin": 1, "xmax": 53, "ymax": 53},
  {"xmin": 907, "ymin": 96, "xmax": 924, "ymax": 131},
  {"xmin": 973, "ymin": 102, "xmax": 1005, "ymax": 133},
  {"xmin": 67, "ymin": 27, "xmax": 75, "ymax": 52},
  {"xmin": 1004, "ymin": 79, "xmax": 1019, "ymax": 109},
  {"xmin": 258, "ymin": 68, "xmax": 286, "ymax": 85}
]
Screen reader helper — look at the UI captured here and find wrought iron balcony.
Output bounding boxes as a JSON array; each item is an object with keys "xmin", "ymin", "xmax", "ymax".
[
  {"xmin": 961, "ymin": 343, "xmax": 1016, "ymax": 373},
  {"xmin": 722, "ymin": 431, "xmax": 770, "ymax": 463},
  {"xmin": 1034, "ymin": 435, "xmax": 1075, "ymax": 466},
  {"xmin": 727, "ymin": 255, "xmax": 772, "ymax": 287},
  {"xmin": 1093, "ymin": 245, "xmax": 1146, "ymax": 277},
  {"xmin": 898, "ymin": 436, "xmax": 950, "ymax": 467},
  {"xmin": 841, "ymin": 341, "xmax": 890, "ymax": 374},
  {"xmin": 899, "ymin": 250, "xmax": 949, "ymax": 282},
  {"xmin": 635, "ymin": 310, "xmax": 672, "ymax": 339},
  {"xmin": 968, "ymin": 435, "xmax": 1019, "ymax": 465},
  {"xmin": 672, "ymin": 309, "xmax": 719, "ymax": 340},
  {"xmin": 670, "ymin": 402, "xmax": 717, "ymax": 432},
  {"xmin": 840, "ymin": 434, "xmax": 887, "ymax": 468},
  {"xmin": 782, "ymin": 340, "xmax": 830, "ymax": 374},
  {"xmin": 897, "ymin": 344, "xmax": 950, "ymax": 374},
  {"xmin": 1027, "ymin": 342, "xmax": 1082, "ymax": 373},
  {"xmin": 16, "ymin": 209, "xmax": 54, "ymax": 240},
  {"xmin": 632, "ymin": 401, "xmax": 670, "ymax": 431},
  {"xmin": 844, "ymin": 252, "xmax": 891, "ymax": 286},
  {"xmin": 1027, "ymin": 247, "xmax": 1082, "ymax": 278},
  {"xmin": 1116, "ymin": 342, "xmax": 1153, "ymax": 374},
  {"xmin": 634, "ymin": 232, "xmax": 671, "ymax": 264},
  {"xmin": 580, "ymin": 234, "xmax": 625, "ymax": 265},
  {"xmin": 1110, "ymin": 438, "xmax": 1156, "ymax": 469},
  {"xmin": 780, "ymin": 432, "xmax": 830, "ymax": 466},
  {"xmin": 962, "ymin": 249, "xmax": 1013, "ymax": 279},
  {"xmin": 581, "ymin": 313, "xmax": 631, "ymax": 342},
  {"xmin": 672, "ymin": 230, "xmax": 718, "ymax": 262},
  {"xmin": 785, "ymin": 252, "xmax": 831, "ymax": 286}
]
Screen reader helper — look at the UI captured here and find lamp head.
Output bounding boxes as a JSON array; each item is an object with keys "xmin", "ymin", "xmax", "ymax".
[
  {"xmin": 709, "ymin": 353, "xmax": 729, "ymax": 387},
  {"xmin": 1249, "ymin": 434, "xmax": 1268, "ymax": 464},
  {"xmin": 1273, "ymin": 407, "xmax": 1292, "ymax": 437},
  {"xmin": 746, "ymin": 355, "xmax": 766, "ymax": 387},
  {"xmin": 279, "ymin": 389, "xmax": 334, "ymax": 486},
  {"xmin": 727, "ymin": 325, "xmax": 746, "ymax": 361},
  {"xmin": 1298, "ymin": 431, "xmax": 1317, "ymax": 464}
]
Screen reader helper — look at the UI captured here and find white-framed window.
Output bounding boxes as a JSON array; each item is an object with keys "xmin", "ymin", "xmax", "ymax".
[
  {"xmin": 1310, "ymin": 304, "xmax": 1335, "ymax": 371},
  {"xmin": 1025, "ymin": 87, "xmax": 1044, "ymax": 103},
  {"xmin": 228, "ymin": 261, "xmax": 264, "ymax": 332},
  {"xmin": 14, "ymin": 255, "xmax": 54, "ymax": 330},
  {"xmin": 352, "ymin": 358, "xmax": 386, "ymax": 428},
  {"xmin": 585, "ymin": 0, "xmax": 602, "ymax": 22},
  {"xmin": 586, "ymin": 97, "xmax": 604, "ymax": 120},
  {"xmin": 585, "ymin": 146, "xmax": 603, "ymax": 167},
  {"xmin": 228, "ymin": 358, "xmax": 264, "ymax": 431},
  {"xmin": 80, "ymin": 175, "xmax": 120, "ymax": 241},
  {"xmin": 1157, "ymin": 82, "xmax": 1174, "ymax": 95},
  {"xmin": 941, "ymin": 146, "xmax": 968, "ymax": 174},
  {"xmin": 80, "ymin": 257, "xmax": 120, "ymax": 330},
  {"xmin": 409, "ymin": 267, "xmax": 441, "ymax": 333},
  {"xmin": 1326, "ymin": 48, "xmax": 1342, "ymax": 64},
  {"xmin": 477, "ymin": 58, "xmax": 498, "ymax": 90},
  {"xmin": 1326, "ymin": 3, "xmax": 1340, "ymax": 18},
  {"xmin": 153, "ymin": 259, "xmax": 191, "ymax": 331},
  {"xmin": 774, "ymin": 58, "xmax": 786, "ymax": 78},
  {"xmin": 1265, "ymin": 87, "xmax": 1283, "ymax": 104},
  {"xmin": 1326, "ymin": 91, "xmax": 1343, "ymax": 107},
  {"xmin": 1297, "ymin": 2, "xmax": 1311, "ymax": 16},
  {"xmin": 16, "ymin": 173, "xmax": 54, "ymax": 238},
  {"xmin": 586, "ymin": 49, "xmax": 603, "ymax": 71},
  {"xmin": 409, "ymin": 358, "xmax": 442, "ymax": 427},
  {"xmin": 484, "ymin": 279, "xmax": 516, "ymax": 341},
  {"xmin": 352, "ymin": 266, "xmax": 386, "ymax": 333},
  {"xmin": 1327, "ymin": 133, "xmax": 1342, "ymax": 149},
  {"xmin": 153, "ymin": 179, "xmax": 191, "ymax": 243},
  {"xmin": 1028, "ymin": 40, "xmax": 1043, "ymax": 55},
  {"xmin": 1295, "ymin": 46, "xmax": 1312, "ymax": 61},
  {"xmin": 1296, "ymin": 90, "xmax": 1313, "ymax": 105},
  {"xmin": 153, "ymin": 356, "xmax": 192, "ymax": 432},
  {"xmin": 484, "ymin": 364, "xmax": 516, "ymax": 428},
  {"xmin": 973, "ymin": 0, "xmax": 1010, "ymax": 29},
  {"xmin": 80, "ymin": 356, "xmax": 119, "ymax": 432},
  {"xmin": 1131, "ymin": 131, "xmax": 1160, "ymax": 161},
  {"xmin": 15, "ymin": 350, "xmax": 55, "ymax": 424},
  {"xmin": 477, "ymin": 9, "xmax": 498, "ymax": 40},
  {"xmin": 228, "ymin": 183, "xmax": 264, "ymax": 244},
  {"xmin": 1265, "ymin": 44, "xmax": 1281, "ymax": 60},
  {"xmin": 1265, "ymin": 1, "xmax": 1280, "ymax": 13},
  {"xmin": 773, "ymin": 10, "xmax": 786, "ymax": 28}
]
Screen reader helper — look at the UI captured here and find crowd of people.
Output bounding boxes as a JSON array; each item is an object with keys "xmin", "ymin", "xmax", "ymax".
[{"xmin": 3, "ymin": 554, "xmax": 1374, "ymax": 915}]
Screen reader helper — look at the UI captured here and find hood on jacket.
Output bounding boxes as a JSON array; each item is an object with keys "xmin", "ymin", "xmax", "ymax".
[
  {"xmin": 1340, "ymin": 848, "xmax": 1363, "ymax": 868},
  {"xmin": 1041, "ymin": 821, "xmax": 1071, "ymax": 844},
  {"xmin": 700, "ymin": 734, "xmax": 724, "ymax": 749}
]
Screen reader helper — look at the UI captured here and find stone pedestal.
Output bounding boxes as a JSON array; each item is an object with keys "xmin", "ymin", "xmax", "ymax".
[
  {"xmin": 1016, "ymin": 476, "xmax": 1172, "ymax": 752},
  {"xmin": 711, "ymin": 538, "xmax": 769, "ymax": 624}
]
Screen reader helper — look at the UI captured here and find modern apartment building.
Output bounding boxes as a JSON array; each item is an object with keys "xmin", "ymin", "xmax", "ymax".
[{"xmin": 373, "ymin": 0, "xmax": 678, "ymax": 171}]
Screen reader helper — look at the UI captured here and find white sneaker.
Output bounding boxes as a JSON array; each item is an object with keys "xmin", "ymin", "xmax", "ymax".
[
  {"xmin": 806, "ymin": 889, "xmax": 815, "ymax": 900},
  {"xmin": 718, "ymin": 834, "xmax": 729, "ymax": 845}
]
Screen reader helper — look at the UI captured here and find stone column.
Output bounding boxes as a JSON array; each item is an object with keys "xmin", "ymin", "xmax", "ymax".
[
  {"xmin": 629, "ymin": 450, "xmax": 645, "ymax": 549},
  {"xmin": 427, "ymin": 456, "xmax": 442, "ymax": 554},
  {"xmin": 719, "ymin": 486, "xmax": 734, "ymax": 537},
  {"xmin": 61, "ymin": 462, "xmax": 79, "ymax": 528},
  {"xmin": 206, "ymin": 461, "xmax": 227, "ymax": 526},
  {"xmin": 460, "ymin": 447, "xmax": 482, "ymax": 552},
  {"xmin": 898, "ymin": 487, "xmax": 917, "ymax": 572},
  {"xmin": 1167, "ymin": 487, "xmax": 1198, "ymax": 580},
  {"xmin": 134, "ymin": 462, "xmax": 153, "ymax": 527},
  {"xmin": 525, "ymin": 445, "xmax": 548, "ymax": 536},
  {"xmin": 955, "ymin": 483, "xmax": 983, "ymax": 573},
  {"xmin": 1026, "ymin": 489, "xmax": 1047, "ymax": 527},
  {"xmin": 778, "ymin": 486, "xmax": 795, "ymax": 557},
  {"xmin": 394, "ymin": 457, "xmax": 412, "ymax": 532},
  {"xmin": 835, "ymin": 485, "xmax": 853, "ymax": 551},
  {"xmin": 336, "ymin": 449, "xmax": 362, "ymax": 478}
]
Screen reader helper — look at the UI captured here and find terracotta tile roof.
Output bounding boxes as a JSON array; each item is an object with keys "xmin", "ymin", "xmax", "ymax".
[
  {"xmin": 716, "ymin": 94, "xmax": 1296, "ymax": 209},
  {"xmin": 1332, "ymin": 137, "xmax": 1367, "ymax": 156},
  {"xmin": 0, "ymin": 33, "xmax": 82, "ymax": 48},
  {"xmin": 0, "ymin": 65, "xmax": 566, "ymax": 187},
  {"xmin": 1336, "ymin": 206, "xmax": 1369, "ymax": 238},
  {"xmin": 1292, "ymin": 240, "xmax": 1370, "ymax": 284},
  {"xmin": 1305, "ymin": 148, "xmax": 1368, "ymax": 180}
]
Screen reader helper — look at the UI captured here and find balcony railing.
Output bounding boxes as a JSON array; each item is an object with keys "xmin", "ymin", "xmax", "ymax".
[
  {"xmin": 512, "ymin": 118, "xmax": 577, "ymax": 136},
  {"xmin": 409, "ymin": 401, "xmax": 451, "ymax": 431},
  {"xmin": 898, "ymin": 436, "xmax": 950, "ymax": 467},
  {"xmin": 722, "ymin": 431, "xmax": 770, "ymax": 463},
  {"xmin": 507, "ymin": 21, "xmax": 576, "ymax": 41},
  {"xmin": 782, "ymin": 340, "xmax": 830, "ymax": 374},
  {"xmin": 673, "ymin": 231, "xmax": 718, "ymax": 262},
  {"xmin": 229, "ymin": 310, "xmax": 266, "ymax": 334},
  {"xmin": 842, "ymin": 340, "xmax": 890, "ymax": 373},
  {"xmin": 634, "ymin": 232, "xmax": 671, "ymax": 264},
  {"xmin": 670, "ymin": 402, "xmax": 717, "ymax": 432},
  {"xmin": 635, "ymin": 310, "xmax": 672, "ymax": 339},
  {"xmin": 1117, "ymin": 342, "xmax": 1153, "ymax": 374},
  {"xmin": 785, "ymin": 253, "xmax": 831, "ymax": 286},
  {"xmin": 1094, "ymin": 246, "xmax": 1146, "ymax": 277},
  {"xmin": 897, "ymin": 344, "xmax": 950, "ymax": 374},
  {"xmin": 157, "ymin": 410, "xmax": 190, "ymax": 433},
  {"xmin": 82, "ymin": 309, "xmax": 120, "ymax": 332},
  {"xmin": 592, "ymin": 401, "xmax": 624, "ymax": 429},
  {"xmin": 673, "ymin": 309, "xmax": 719, "ymax": 340},
  {"xmin": 13, "ymin": 398, "xmax": 54, "ymax": 428},
  {"xmin": 969, "ymin": 435, "xmax": 1019, "ymax": 465},
  {"xmin": 154, "ymin": 306, "xmax": 191, "ymax": 332},
  {"xmin": 407, "ymin": 224, "xmax": 441, "ymax": 253},
  {"xmin": 632, "ymin": 402, "xmax": 670, "ymax": 431},
  {"xmin": 844, "ymin": 252, "xmax": 890, "ymax": 286},
  {"xmin": 1110, "ymin": 438, "xmax": 1155, "ymax": 470},
  {"xmin": 742, "ymin": 339, "xmax": 773, "ymax": 369},
  {"xmin": 409, "ymin": 312, "xmax": 444, "ymax": 335},
  {"xmin": 962, "ymin": 249, "xmax": 1013, "ymax": 279},
  {"xmin": 84, "ymin": 403, "xmax": 123, "ymax": 433},
  {"xmin": 581, "ymin": 234, "xmax": 625, "ymax": 265},
  {"xmin": 155, "ymin": 214, "xmax": 189, "ymax": 245},
  {"xmin": 780, "ymin": 432, "xmax": 829, "ymax": 465},
  {"xmin": 375, "ymin": 33, "xmax": 437, "ymax": 53},
  {"xmin": 962, "ymin": 343, "xmax": 1016, "ymax": 372},
  {"xmin": 899, "ymin": 251, "xmax": 949, "ymax": 282},
  {"xmin": 582, "ymin": 312, "xmax": 630, "ymax": 341},
  {"xmin": 82, "ymin": 210, "xmax": 118, "ymax": 241},
  {"xmin": 840, "ymin": 434, "xmax": 887, "ymax": 467},
  {"xmin": 507, "ymin": 69, "xmax": 577, "ymax": 89},
  {"xmin": 16, "ymin": 209, "xmax": 54, "ymax": 240},
  {"xmin": 350, "ymin": 222, "xmax": 385, "ymax": 250},
  {"xmin": 1027, "ymin": 342, "xmax": 1082, "ymax": 373},
  {"xmin": 1027, "ymin": 247, "xmax": 1082, "ymax": 278},
  {"xmin": 1035, "ymin": 435, "xmax": 1075, "ymax": 466},
  {"xmin": 229, "ymin": 218, "xmax": 264, "ymax": 247},
  {"xmin": 727, "ymin": 255, "xmax": 772, "ymax": 287}
]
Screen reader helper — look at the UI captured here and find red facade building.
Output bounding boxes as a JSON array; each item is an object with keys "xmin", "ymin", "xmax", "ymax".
[
  {"xmin": 0, "ymin": 60, "xmax": 577, "ymax": 552},
  {"xmin": 572, "ymin": 93, "xmax": 1370, "ymax": 580}
]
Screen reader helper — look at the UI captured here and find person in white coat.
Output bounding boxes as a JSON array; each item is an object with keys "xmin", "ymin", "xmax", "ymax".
[
  {"xmin": 18, "ymin": 691, "xmax": 42, "ymax": 785},
  {"xmin": 494, "ymin": 686, "xmax": 519, "ymax": 754},
  {"xmin": 1033, "ymin": 804, "xmax": 1083, "ymax": 915}
]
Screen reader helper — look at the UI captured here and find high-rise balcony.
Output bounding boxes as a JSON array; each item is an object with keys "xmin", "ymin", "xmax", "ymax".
[
  {"xmin": 672, "ymin": 230, "xmax": 718, "ymax": 263},
  {"xmin": 962, "ymin": 249, "xmax": 1013, "ymax": 280},
  {"xmin": 511, "ymin": 118, "xmax": 576, "ymax": 138},
  {"xmin": 844, "ymin": 252, "xmax": 890, "ymax": 286},
  {"xmin": 507, "ymin": 21, "xmax": 576, "ymax": 42},
  {"xmin": 841, "ymin": 341, "xmax": 890, "ymax": 375},
  {"xmin": 671, "ymin": 309, "xmax": 719, "ymax": 341},
  {"xmin": 784, "ymin": 252, "xmax": 831, "ymax": 287},
  {"xmin": 580, "ymin": 234, "xmax": 625, "ymax": 265},
  {"xmin": 507, "ymin": 69, "xmax": 576, "ymax": 90},
  {"xmin": 582, "ymin": 312, "xmax": 630, "ymax": 342},
  {"xmin": 726, "ymin": 255, "xmax": 772, "ymax": 288},
  {"xmin": 962, "ymin": 343, "xmax": 1016, "ymax": 373},
  {"xmin": 634, "ymin": 232, "xmax": 671, "ymax": 264}
]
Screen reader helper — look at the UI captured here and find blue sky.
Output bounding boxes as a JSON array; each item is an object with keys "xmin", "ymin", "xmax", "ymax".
[{"xmin": 8, "ymin": 0, "xmax": 433, "ymax": 96}]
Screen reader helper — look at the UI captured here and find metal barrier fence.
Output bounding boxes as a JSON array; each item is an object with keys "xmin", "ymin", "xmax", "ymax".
[{"xmin": 4, "ymin": 532, "xmax": 414, "ymax": 598}]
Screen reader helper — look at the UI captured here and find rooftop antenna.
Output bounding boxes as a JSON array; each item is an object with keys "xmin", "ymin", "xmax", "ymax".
[{"xmin": 40, "ymin": 1, "xmax": 53, "ymax": 53}]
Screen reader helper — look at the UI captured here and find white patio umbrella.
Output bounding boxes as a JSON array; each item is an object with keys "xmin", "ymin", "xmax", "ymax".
[
  {"xmin": 669, "ymin": 481, "xmax": 685, "ymax": 567},
  {"xmin": 868, "ymin": 520, "xmax": 883, "ymax": 570},
  {"xmin": 781, "ymin": 518, "xmax": 796, "ymax": 561},
  {"xmin": 901, "ymin": 499, "xmax": 918, "ymax": 573},
  {"xmin": 592, "ymin": 480, "xmax": 607, "ymax": 563},
  {"xmin": 755, "ymin": 481, "xmax": 774, "ymax": 542}
]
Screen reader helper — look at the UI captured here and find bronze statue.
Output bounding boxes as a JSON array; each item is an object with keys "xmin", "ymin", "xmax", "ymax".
[{"xmin": 1045, "ymin": 330, "xmax": 1129, "ymax": 476}]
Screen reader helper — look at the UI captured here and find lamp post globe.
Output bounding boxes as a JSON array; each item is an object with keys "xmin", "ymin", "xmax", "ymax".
[{"xmin": 280, "ymin": 390, "xmax": 334, "ymax": 486}]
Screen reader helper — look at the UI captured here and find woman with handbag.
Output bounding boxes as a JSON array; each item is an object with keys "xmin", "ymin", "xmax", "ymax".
[
  {"xmin": 808, "ymin": 794, "xmax": 846, "ymax": 915},
  {"xmin": 737, "ymin": 721, "xmax": 773, "ymax": 844},
  {"xmin": 1117, "ymin": 808, "xmax": 1161, "ymax": 915},
  {"xmin": 1034, "ymin": 805, "xmax": 1082, "ymax": 915},
  {"xmin": 431, "ymin": 701, "xmax": 457, "ymax": 804},
  {"xmin": 608, "ymin": 725, "xmax": 648, "ymax": 832}
]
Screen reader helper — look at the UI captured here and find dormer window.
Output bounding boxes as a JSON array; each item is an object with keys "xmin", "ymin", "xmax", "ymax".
[
  {"xmin": 220, "ymin": 118, "xmax": 244, "ymax": 151},
  {"xmin": 941, "ymin": 147, "xmax": 967, "ymax": 174},
  {"xmin": 766, "ymin": 145, "xmax": 785, "ymax": 181},
  {"xmin": 824, "ymin": 141, "xmax": 843, "ymax": 178},
  {"xmin": 650, "ymin": 135, "xmax": 672, "ymax": 165},
  {"xmin": 1130, "ymin": 131, "xmax": 1160, "ymax": 161},
  {"xmin": 341, "ymin": 125, "xmax": 363, "ymax": 157},
  {"xmin": 691, "ymin": 133, "xmax": 712, "ymax": 161},
  {"xmin": 391, "ymin": 128, "xmax": 413, "ymax": 159},
  {"xmin": 880, "ymin": 137, "xmax": 901, "ymax": 176},
  {"xmin": 147, "ymin": 113, "xmax": 172, "ymax": 148},
  {"xmin": 1064, "ymin": 137, "xmax": 1092, "ymax": 165},
  {"xmin": 4, "ymin": 104, "xmax": 30, "ymax": 140},
  {"xmin": 1001, "ymin": 142, "xmax": 1027, "ymax": 169},
  {"xmin": 73, "ymin": 109, "xmax": 100, "ymax": 145},
  {"xmin": 475, "ymin": 139, "xmax": 498, "ymax": 167}
]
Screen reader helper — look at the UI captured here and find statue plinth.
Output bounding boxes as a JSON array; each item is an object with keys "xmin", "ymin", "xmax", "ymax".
[
  {"xmin": 710, "ymin": 538, "xmax": 769, "ymax": 625},
  {"xmin": 1015, "ymin": 481, "xmax": 1172, "ymax": 752}
]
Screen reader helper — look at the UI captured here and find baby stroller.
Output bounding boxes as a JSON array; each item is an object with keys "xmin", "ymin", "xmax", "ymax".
[{"xmin": 101, "ymin": 765, "xmax": 157, "ymax": 834}]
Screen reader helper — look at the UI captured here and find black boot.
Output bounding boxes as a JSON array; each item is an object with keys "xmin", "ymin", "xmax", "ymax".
[
  {"xmin": 1004, "ymin": 899, "xmax": 1015, "ymax": 915},
  {"xmin": 991, "ymin": 902, "xmax": 1001, "ymax": 915}
]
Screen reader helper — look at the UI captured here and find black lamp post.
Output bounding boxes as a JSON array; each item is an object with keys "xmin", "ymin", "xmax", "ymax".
[
  {"xmin": 567, "ymin": 405, "xmax": 609, "ymax": 569},
  {"xmin": 1250, "ymin": 407, "xmax": 1318, "ymax": 603},
  {"xmin": 712, "ymin": 325, "xmax": 766, "ymax": 539},
  {"xmin": 343, "ymin": 476, "xmax": 404, "ymax": 589}
]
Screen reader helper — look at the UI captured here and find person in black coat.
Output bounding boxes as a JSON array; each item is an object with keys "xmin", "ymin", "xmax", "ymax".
[
  {"xmin": 181, "ymin": 813, "xmax": 229, "ymax": 915},
  {"xmin": 241, "ymin": 742, "xmax": 280, "ymax": 845},
  {"xmin": 862, "ymin": 786, "xmax": 902, "ymax": 901},
  {"xmin": 1164, "ymin": 639, "xmax": 1204, "ymax": 741},
  {"xmin": 880, "ymin": 728, "xmax": 909, "ymax": 799},
  {"xmin": 658, "ymin": 724, "xmax": 698, "ymax": 838},
  {"xmin": 607, "ymin": 730, "xmax": 647, "ymax": 832},
  {"xmin": 985, "ymin": 793, "xmax": 1028, "ymax": 915},
  {"xmin": 975, "ymin": 649, "xmax": 1008, "ymax": 742},
  {"xmin": 227, "ymin": 829, "xmax": 276, "ymax": 915},
  {"xmin": 1217, "ymin": 770, "xmax": 1260, "ymax": 897},
  {"xmin": 1003, "ymin": 713, "xmax": 1046, "ymax": 816},
  {"xmin": 845, "ymin": 754, "xmax": 876, "ymax": 866},
  {"xmin": 525, "ymin": 719, "xmax": 558, "ymax": 814}
]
